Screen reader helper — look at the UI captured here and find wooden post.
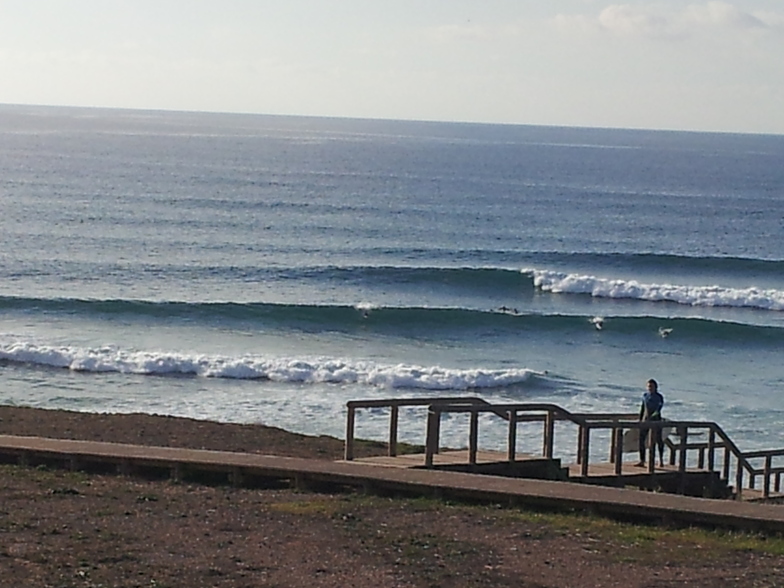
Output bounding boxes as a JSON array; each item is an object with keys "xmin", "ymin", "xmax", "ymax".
[
  {"xmin": 425, "ymin": 407, "xmax": 440, "ymax": 468},
  {"xmin": 648, "ymin": 431, "xmax": 655, "ymax": 474},
  {"xmin": 609, "ymin": 420, "xmax": 616, "ymax": 463},
  {"xmin": 735, "ymin": 460, "xmax": 744, "ymax": 501},
  {"xmin": 344, "ymin": 406, "xmax": 356, "ymax": 461},
  {"xmin": 171, "ymin": 463, "xmax": 183, "ymax": 483},
  {"xmin": 764, "ymin": 455, "xmax": 772, "ymax": 498},
  {"xmin": 723, "ymin": 447, "xmax": 731, "ymax": 481},
  {"xmin": 507, "ymin": 410, "xmax": 517, "ymax": 463},
  {"xmin": 577, "ymin": 425, "xmax": 584, "ymax": 465},
  {"xmin": 613, "ymin": 427, "xmax": 623, "ymax": 476},
  {"xmin": 677, "ymin": 425, "xmax": 688, "ymax": 494},
  {"xmin": 469, "ymin": 409, "xmax": 479, "ymax": 465},
  {"xmin": 544, "ymin": 411, "xmax": 554, "ymax": 459},
  {"xmin": 707, "ymin": 428, "xmax": 716, "ymax": 472},
  {"xmin": 388, "ymin": 405, "xmax": 399, "ymax": 457},
  {"xmin": 677, "ymin": 426, "xmax": 687, "ymax": 470},
  {"xmin": 433, "ymin": 408, "xmax": 441, "ymax": 455},
  {"xmin": 580, "ymin": 426, "xmax": 590, "ymax": 477}
]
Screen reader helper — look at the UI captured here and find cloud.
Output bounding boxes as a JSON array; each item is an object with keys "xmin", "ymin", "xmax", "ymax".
[
  {"xmin": 684, "ymin": 1, "xmax": 766, "ymax": 30},
  {"xmin": 553, "ymin": 5, "xmax": 680, "ymax": 39},
  {"xmin": 555, "ymin": 2, "xmax": 784, "ymax": 40},
  {"xmin": 597, "ymin": 5, "xmax": 675, "ymax": 38}
]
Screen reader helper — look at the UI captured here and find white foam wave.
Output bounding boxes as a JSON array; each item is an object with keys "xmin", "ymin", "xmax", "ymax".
[
  {"xmin": 525, "ymin": 269, "xmax": 784, "ymax": 311},
  {"xmin": 0, "ymin": 341, "xmax": 540, "ymax": 391}
]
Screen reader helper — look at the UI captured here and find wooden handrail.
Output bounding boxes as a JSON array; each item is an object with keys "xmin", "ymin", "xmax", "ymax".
[
  {"xmin": 344, "ymin": 397, "xmax": 784, "ymax": 499},
  {"xmin": 743, "ymin": 449, "xmax": 784, "ymax": 459}
]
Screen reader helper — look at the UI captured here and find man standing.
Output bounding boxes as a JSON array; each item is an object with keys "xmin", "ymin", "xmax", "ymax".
[{"xmin": 637, "ymin": 378, "xmax": 664, "ymax": 467}]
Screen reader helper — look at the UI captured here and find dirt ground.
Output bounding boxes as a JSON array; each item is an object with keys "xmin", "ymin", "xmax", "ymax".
[{"xmin": 1, "ymin": 406, "xmax": 783, "ymax": 588}]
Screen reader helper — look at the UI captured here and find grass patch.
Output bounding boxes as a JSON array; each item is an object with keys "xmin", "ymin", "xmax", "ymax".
[
  {"xmin": 326, "ymin": 493, "xmax": 784, "ymax": 563},
  {"xmin": 497, "ymin": 505, "xmax": 784, "ymax": 561},
  {"xmin": 0, "ymin": 464, "xmax": 91, "ymax": 487},
  {"xmin": 268, "ymin": 498, "xmax": 343, "ymax": 517}
]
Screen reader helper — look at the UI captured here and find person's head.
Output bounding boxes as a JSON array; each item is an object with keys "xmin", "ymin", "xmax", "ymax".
[{"xmin": 647, "ymin": 379, "xmax": 658, "ymax": 392}]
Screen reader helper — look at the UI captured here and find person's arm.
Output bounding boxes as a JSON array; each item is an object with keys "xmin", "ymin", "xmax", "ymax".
[{"xmin": 639, "ymin": 399, "xmax": 645, "ymax": 420}]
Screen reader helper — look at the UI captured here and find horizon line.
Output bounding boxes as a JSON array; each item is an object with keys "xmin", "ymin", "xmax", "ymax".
[{"xmin": 2, "ymin": 102, "xmax": 782, "ymax": 139}]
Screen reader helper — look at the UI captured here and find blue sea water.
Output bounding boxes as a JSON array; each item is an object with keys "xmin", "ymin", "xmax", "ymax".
[{"xmin": 1, "ymin": 104, "xmax": 783, "ymax": 456}]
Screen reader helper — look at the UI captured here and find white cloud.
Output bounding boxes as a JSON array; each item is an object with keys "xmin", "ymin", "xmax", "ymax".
[
  {"xmin": 554, "ymin": 2, "xmax": 784, "ymax": 40},
  {"xmin": 597, "ymin": 5, "xmax": 675, "ymax": 38},
  {"xmin": 684, "ymin": 1, "xmax": 766, "ymax": 30}
]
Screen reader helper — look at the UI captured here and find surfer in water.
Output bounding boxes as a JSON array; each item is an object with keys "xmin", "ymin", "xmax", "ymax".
[{"xmin": 636, "ymin": 378, "xmax": 665, "ymax": 467}]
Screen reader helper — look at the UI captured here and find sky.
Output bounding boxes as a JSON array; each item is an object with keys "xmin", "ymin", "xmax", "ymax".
[{"xmin": 1, "ymin": 0, "xmax": 783, "ymax": 134}]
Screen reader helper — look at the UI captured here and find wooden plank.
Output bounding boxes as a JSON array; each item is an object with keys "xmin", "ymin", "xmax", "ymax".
[
  {"xmin": 350, "ymin": 450, "xmax": 537, "ymax": 468},
  {"xmin": 567, "ymin": 461, "xmax": 689, "ymax": 478}
]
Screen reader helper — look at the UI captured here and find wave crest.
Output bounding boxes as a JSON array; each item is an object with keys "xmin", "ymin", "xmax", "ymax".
[
  {"xmin": 525, "ymin": 269, "xmax": 784, "ymax": 311},
  {"xmin": 0, "ymin": 341, "xmax": 540, "ymax": 391}
]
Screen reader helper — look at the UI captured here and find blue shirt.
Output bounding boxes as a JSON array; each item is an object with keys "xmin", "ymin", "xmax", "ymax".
[{"xmin": 640, "ymin": 391, "xmax": 664, "ymax": 420}]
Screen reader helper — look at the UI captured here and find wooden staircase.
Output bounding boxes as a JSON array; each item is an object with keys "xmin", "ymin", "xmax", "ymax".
[{"xmin": 344, "ymin": 397, "xmax": 784, "ymax": 501}]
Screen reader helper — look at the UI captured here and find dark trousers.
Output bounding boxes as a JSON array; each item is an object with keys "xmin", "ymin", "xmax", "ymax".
[{"xmin": 639, "ymin": 416, "xmax": 664, "ymax": 463}]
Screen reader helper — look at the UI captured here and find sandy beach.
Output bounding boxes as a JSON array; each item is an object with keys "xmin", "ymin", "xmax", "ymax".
[{"xmin": 1, "ymin": 405, "xmax": 783, "ymax": 587}]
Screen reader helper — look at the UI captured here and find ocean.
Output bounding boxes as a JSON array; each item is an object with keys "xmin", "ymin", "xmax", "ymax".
[{"xmin": 1, "ymin": 104, "xmax": 783, "ymax": 458}]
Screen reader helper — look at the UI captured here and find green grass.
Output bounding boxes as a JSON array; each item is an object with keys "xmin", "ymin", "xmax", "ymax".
[
  {"xmin": 331, "ymin": 494, "xmax": 784, "ymax": 560},
  {"xmin": 499, "ymin": 503, "xmax": 784, "ymax": 561}
]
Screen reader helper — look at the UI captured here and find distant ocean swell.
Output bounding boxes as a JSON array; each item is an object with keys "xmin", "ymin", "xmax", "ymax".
[
  {"xmin": 0, "ymin": 341, "xmax": 544, "ymax": 390},
  {"xmin": 530, "ymin": 252, "xmax": 784, "ymax": 276},
  {"xmin": 2, "ymin": 297, "xmax": 783, "ymax": 342},
  {"xmin": 4, "ymin": 259, "xmax": 782, "ymax": 310},
  {"xmin": 2, "ymin": 265, "xmax": 533, "ymax": 296},
  {"xmin": 4, "ymin": 257, "xmax": 784, "ymax": 307},
  {"xmin": 7, "ymin": 253, "xmax": 784, "ymax": 279}
]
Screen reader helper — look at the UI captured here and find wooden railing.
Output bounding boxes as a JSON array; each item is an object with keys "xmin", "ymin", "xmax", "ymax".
[
  {"xmin": 743, "ymin": 449, "xmax": 784, "ymax": 496},
  {"xmin": 344, "ymin": 397, "xmax": 501, "ymax": 462},
  {"xmin": 344, "ymin": 397, "xmax": 784, "ymax": 500}
]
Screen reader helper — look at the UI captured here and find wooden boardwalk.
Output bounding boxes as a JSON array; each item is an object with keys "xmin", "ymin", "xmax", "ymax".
[
  {"xmin": 345, "ymin": 397, "xmax": 784, "ymax": 501},
  {"xmin": 2, "ymin": 435, "xmax": 784, "ymax": 534}
]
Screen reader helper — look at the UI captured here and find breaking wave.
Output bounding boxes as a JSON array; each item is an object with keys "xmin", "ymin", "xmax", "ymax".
[
  {"xmin": 526, "ymin": 268, "xmax": 784, "ymax": 312},
  {"xmin": 0, "ymin": 340, "xmax": 543, "ymax": 391}
]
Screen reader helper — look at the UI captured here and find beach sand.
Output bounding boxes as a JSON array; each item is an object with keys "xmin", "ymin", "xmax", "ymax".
[{"xmin": 1, "ymin": 406, "xmax": 782, "ymax": 587}]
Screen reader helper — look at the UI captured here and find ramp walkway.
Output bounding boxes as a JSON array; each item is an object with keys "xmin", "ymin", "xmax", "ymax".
[{"xmin": 2, "ymin": 433, "xmax": 784, "ymax": 534}]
